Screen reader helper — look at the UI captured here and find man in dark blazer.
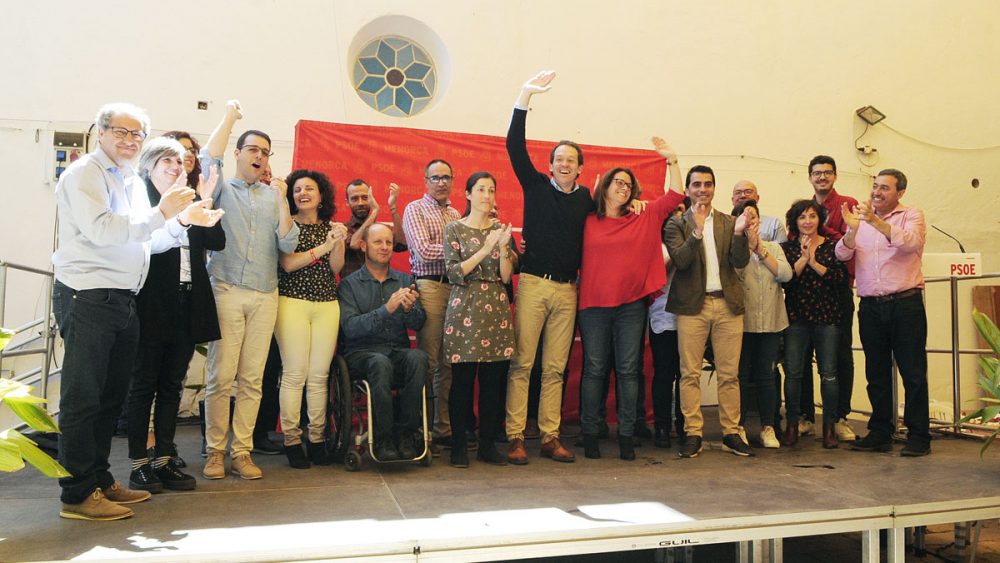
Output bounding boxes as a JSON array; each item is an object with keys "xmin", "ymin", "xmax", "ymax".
[{"xmin": 664, "ymin": 165, "xmax": 754, "ymax": 459}]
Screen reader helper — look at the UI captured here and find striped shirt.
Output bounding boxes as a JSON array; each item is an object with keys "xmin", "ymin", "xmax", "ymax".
[{"xmin": 402, "ymin": 193, "xmax": 460, "ymax": 276}]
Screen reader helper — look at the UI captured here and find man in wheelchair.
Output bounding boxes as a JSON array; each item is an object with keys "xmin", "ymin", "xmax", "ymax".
[{"xmin": 338, "ymin": 223, "xmax": 429, "ymax": 461}]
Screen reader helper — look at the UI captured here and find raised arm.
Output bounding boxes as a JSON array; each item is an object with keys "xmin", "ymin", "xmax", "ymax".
[
  {"xmin": 205, "ymin": 100, "xmax": 242, "ymax": 159},
  {"xmin": 507, "ymin": 71, "xmax": 556, "ymax": 188}
]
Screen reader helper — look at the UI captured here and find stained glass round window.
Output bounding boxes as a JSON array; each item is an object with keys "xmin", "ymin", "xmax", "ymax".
[{"xmin": 352, "ymin": 37, "xmax": 437, "ymax": 117}]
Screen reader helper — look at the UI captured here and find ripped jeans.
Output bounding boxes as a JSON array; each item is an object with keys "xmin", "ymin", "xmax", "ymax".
[{"xmin": 782, "ymin": 321, "xmax": 840, "ymax": 425}]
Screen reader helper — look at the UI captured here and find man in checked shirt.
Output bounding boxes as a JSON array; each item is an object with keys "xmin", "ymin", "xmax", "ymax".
[{"xmin": 402, "ymin": 160, "xmax": 462, "ymax": 449}]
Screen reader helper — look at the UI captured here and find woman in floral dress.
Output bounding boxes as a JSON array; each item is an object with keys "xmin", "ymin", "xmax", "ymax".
[{"xmin": 443, "ymin": 172, "xmax": 515, "ymax": 468}]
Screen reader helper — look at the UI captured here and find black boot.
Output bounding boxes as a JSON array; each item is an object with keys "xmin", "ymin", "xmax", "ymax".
[
  {"xmin": 450, "ymin": 437, "xmax": 469, "ymax": 468},
  {"xmin": 476, "ymin": 441, "xmax": 507, "ymax": 465},
  {"xmin": 307, "ymin": 441, "xmax": 332, "ymax": 466},
  {"xmin": 583, "ymin": 434, "xmax": 601, "ymax": 459},
  {"xmin": 619, "ymin": 435, "xmax": 636, "ymax": 461},
  {"xmin": 285, "ymin": 444, "xmax": 311, "ymax": 469},
  {"xmin": 654, "ymin": 425, "xmax": 671, "ymax": 448}
]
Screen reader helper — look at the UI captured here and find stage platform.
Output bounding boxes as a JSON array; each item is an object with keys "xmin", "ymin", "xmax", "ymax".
[{"xmin": 2, "ymin": 416, "xmax": 999, "ymax": 563}]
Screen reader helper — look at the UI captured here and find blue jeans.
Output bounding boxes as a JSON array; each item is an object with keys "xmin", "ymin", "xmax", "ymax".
[
  {"xmin": 53, "ymin": 281, "xmax": 140, "ymax": 504},
  {"xmin": 578, "ymin": 299, "xmax": 646, "ymax": 437},
  {"xmin": 783, "ymin": 321, "xmax": 839, "ymax": 424},
  {"xmin": 738, "ymin": 332, "xmax": 780, "ymax": 427},
  {"xmin": 345, "ymin": 348, "xmax": 429, "ymax": 443}
]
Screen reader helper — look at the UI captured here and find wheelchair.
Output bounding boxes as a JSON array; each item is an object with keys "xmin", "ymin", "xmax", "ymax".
[{"xmin": 326, "ymin": 355, "xmax": 432, "ymax": 471}]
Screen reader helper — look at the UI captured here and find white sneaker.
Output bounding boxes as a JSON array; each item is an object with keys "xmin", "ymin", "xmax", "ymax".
[
  {"xmin": 760, "ymin": 426, "xmax": 780, "ymax": 449},
  {"xmin": 834, "ymin": 418, "xmax": 857, "ymax": 441},
  {"xmin": 798, "ymin": 420, "xmax": 815, "ymax": 436}
]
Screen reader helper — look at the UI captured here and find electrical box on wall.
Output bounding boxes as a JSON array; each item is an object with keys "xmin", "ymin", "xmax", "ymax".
[{"xmin": 54, "ymin": 132, "xmax": 86, "ymax": 180}]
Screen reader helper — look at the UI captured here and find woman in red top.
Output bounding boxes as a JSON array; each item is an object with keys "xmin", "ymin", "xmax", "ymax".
[{"xmin": 577, "ymin": 137, "xmax": 684, "ymax": 460}]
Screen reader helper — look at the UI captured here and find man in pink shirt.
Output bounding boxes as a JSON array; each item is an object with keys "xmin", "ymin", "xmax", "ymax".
[{"xmin": 835, "ymin": 168, "xmax": 930, "ymax": 456}]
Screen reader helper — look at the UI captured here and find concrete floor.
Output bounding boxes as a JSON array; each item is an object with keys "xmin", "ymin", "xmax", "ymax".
[{"xmin": 2, "ymin": 416, "xmax": 1000, "ymax": 562}]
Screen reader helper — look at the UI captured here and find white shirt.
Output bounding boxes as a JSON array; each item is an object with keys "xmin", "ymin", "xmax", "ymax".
[{"xmin": 701, "ymin": 211, "xmax": 723, "ymax": 292}]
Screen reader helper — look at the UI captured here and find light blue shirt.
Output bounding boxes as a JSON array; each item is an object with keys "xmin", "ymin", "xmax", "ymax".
[
  {"xmin": 201, "ymin": 151, "xmax": 299, "ymax": 292},
  {"xmin": 53, "ymin": 147, "xmax": 187, "ymax": 291},
  {"xmin": 759, "ymin": 214, "xmax": 787, "ymax": 243}
]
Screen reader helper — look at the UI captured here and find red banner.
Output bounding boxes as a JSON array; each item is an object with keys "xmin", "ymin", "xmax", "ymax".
[{"xmin": 292, "ymin": 120, "xmax": 670, "ymax": 425}]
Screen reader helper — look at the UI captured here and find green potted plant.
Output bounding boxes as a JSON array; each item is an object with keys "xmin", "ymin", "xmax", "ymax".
[
  {"xmin": 959, "ymin": 310, "xmax": 1000, "ymax": 458},
  {"xmin": 0, "ymin": 327, "xmax": 70, "ymax": 477}
]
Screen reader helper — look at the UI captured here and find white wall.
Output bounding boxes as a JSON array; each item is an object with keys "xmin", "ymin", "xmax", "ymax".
[{"xmin": 2, "ymin": 0, "xmax": 999, "ymax": 415}]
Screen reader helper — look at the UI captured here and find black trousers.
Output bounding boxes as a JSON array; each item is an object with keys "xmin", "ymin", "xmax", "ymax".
[
  {"xmin": 450, "ymin": 361, "xmax": 509, "ymax": 444},
  {"xmin": 858, "ymin": 292, "xmax": 930, "ymax": 443},
  {"xmin": 255, "ymin": 337, "xmax": 282, "ymax": 439},
  {"xmin": 53, "ymin": 282, "xmax": 140, "ymax": 504},
  {"xmin": 648, "ymin": 326, "xmax": 683, "ymax": 433},
  {"xmin": 126, "ymin": 291, "xmax": 196, "ymax": 459}
]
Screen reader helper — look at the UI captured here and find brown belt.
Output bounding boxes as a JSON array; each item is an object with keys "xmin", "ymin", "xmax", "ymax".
[
  {"xmin": 862, "ymin": 287, "xmax": 922, "ymax": 303},
  {"xmin": 706, "ymin": 290, "xmax": 725, "ymax": 298}
]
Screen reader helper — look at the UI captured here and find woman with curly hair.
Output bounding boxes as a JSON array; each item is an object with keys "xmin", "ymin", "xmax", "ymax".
[{"xmin": 275, "ymin": 169, "xmax": 348, "ymax": 468}]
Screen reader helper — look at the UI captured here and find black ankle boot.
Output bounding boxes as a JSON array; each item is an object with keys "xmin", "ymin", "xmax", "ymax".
[
  {"xmin": 654, "ymin": 425, "xmax": 671, "ymax": 448},
  {"xmin": 619, "ymin": 435, "xmax": 636, "ymax": 461},
  {"xmin": 450, "ymin": 445, "xmax": 469, "ymax": 468},
  {"xmin": 307, "ymin": 441, "xmax": 332, "ymax": 465},
  {"xmin": 476, "ymin": 441, "xmax": 507, "ymax": 465},
  {"xmin": 285, "ymin": 444, "xmax": 311, "ymax": 469},
  {"xmin": 583, "ymin": 434, "xmax": 601, "ymax": 459}
]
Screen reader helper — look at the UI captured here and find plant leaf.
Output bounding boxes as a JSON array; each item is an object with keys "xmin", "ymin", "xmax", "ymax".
[
  {"xmin": 0, "ymin": 437, "xmax": 26, "ymax": 472},
  {"xmin": 1, "ymin": 429, "xmax": 70, "ymax": 478},
  {"xmin": 981, "ymin": 431, "xmax": 999, "ymax": 460},
  {"xmin": 1, "ymin": 382, "xmax": 59, "ymax": 433},
  {"xmin": 0, "ymin": 328, "xmax": 15, "ymax": 353},
  {"xmin": 973, "ymin": 310, "xmax": 1000, "ymax": 357}
]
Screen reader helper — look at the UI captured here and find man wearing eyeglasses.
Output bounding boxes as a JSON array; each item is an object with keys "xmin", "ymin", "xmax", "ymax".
[
  {"xmin": 402, "ymin": 160, "xmax": 461, "ymax": 449},
  {"xmin": 52, "ymin": 103, "xmax": 222, "ymax": 520},
  {"xmin": 198, "ymin": 100, "xmax": 299, "ymax": 481},
  {"xmin": 807, "ymin": 155, "xmax": 860, "ymax": 443},
  {"xmin": 731, "ymin": 180, "xmax": 786, "ymax": 242}
]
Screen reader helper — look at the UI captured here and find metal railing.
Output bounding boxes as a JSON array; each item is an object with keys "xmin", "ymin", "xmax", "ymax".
[
  {"xmin": 923, "ymin": 272, "xmax": 1000, "ymax": 434},
  {"xmin": 0, "ymin": 260, "xmax": 58, "ymax": 408}
]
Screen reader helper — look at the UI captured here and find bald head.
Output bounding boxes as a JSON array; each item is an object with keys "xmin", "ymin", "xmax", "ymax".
[
  {"xmin": 731, "ymin": 180, "xmax": 760, "ymax": 208},
  {"xmin": 361, "ymin": 223, "xmax": 394, "ymax": 268}
]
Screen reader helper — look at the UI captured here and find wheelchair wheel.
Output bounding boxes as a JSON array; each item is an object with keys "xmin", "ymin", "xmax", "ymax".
[
  {"xmin": 345, "ymin": 450, "xmax": 363, "ymax": 472},
  {"xmin": 326, "ymin": 355, "xmax": 353, "ymax": 463}
]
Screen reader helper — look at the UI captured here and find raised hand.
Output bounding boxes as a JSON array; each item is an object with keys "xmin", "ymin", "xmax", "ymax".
[
  {"xmin": 651, "ymin": 136, "xmax": 677, "ymax": 164},
  {"xmin": 269, "ymin": 176, "xmax": 288, "ymax": 199},
  {"xmin": 692, "ymin": 202, "xmax": 711, "ymax": 234},
  {"xmin": 179, "ymin": 200, "xmax": 225, "ymax": 227},
  {"xmin": 226, "ymin": 99, "xmax": 243, "ymax": 121},
  {"xmin": 196, "ymin": 164, "xmax": 219, "ymax": 201},
  {"xmin": 387, "ymin": 183, "xmax": 399, "ymax": 212},
  {"xmin": 496, "ymin": 223, "xmax": 513, "ymax": 248},
  {"xmin": 483, "ymin": 226, "xmax": 504, "ymax": 250},
  {"xmin": 159, "ymin": 185, "xmax": 197, "ymax": 219},
  {"xmin": 368, "ymin": 185, "xmax": 381, "ymax": 219},
  {"xmin": 328, "ymin": 222, "xmax": 349, "ymax": 244},
  {"xmin": 842, "ymin": 202, "xmax": 861, "ymax": 231},
  {"xmin": 522, "ymin": 70, "xmax": 556, "ymax": 95},
  {"xmin": 734, "ymin": 207, "xmax": 752, "ymax": 235},
  {"xmin": 747, "ymin": 221, "xmax": 760, "ymax": 252}
]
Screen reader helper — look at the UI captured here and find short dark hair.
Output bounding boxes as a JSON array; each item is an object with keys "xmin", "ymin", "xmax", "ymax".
[
  {"xmin": 462, "ymin": 171, "xmax": 497, "ymax": 217},
  {"xmin": 236, "ymin": 129, "xmax": 271, "ymax": 150},
  {"xmin": 593, "ymin": 167, "xmax": 640, "ymax": 218},
  {"xmin": 549, "ymin": 140, "xmax": 584, "ymax": 166},
  {"xmin": 424, "ymin": 159, "xmax": 453, "ymax": 177},
  {"xmin": 808, "ymin": 155, "xmax": 837, "ymax": 175},
  {"xmin": 345, "ymin": 178, "xmax": 368, "ymax": 196},
  {"xmin": 732, "ymin": 199, "xmax": 758, "ymax": 218},
  {"xmin": 785, "ymin": 199, "xmax": 828, "ymax": 237},
  {"xmin": 162, "ymin": 130, "xmax": 202, "ymax": 188},
  {"xmin": 285, "ymin": 169, "xmax": 335, "ymax": 222},
  {"xmin": 877, "ymin": 168, "xmax": 907, "ymax": 191},
  {"xmin": 685, "ymin": 165, "xmax": 715, "ymax": 188}
]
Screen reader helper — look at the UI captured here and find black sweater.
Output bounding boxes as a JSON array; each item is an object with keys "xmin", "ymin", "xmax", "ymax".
[{"xmin": 506, "ymin": 108, "xmax": 594, "ymax": 281}]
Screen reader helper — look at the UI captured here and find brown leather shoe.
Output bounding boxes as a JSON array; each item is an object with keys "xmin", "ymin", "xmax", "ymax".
[
  {"xmin": 783, "ymin": 422, "xmax": 799, "ymax": 447},
  {"xmin": 104, "ymin": 482, "xmax": 151, "ymax": 504},
  {"xmin": 540, "ymin": 438, "xmax": 575, "ymax": 462},
  {"xmin": 507, "ymin": 438, "xmax": 528, "ymax": 465},
  {"xmin": 822, "ymin": 422, "xmax": 839, "ymax": 449},
  {"xmin": 60, "ymin": 489, "xmax": 134, "ymax": 521}
]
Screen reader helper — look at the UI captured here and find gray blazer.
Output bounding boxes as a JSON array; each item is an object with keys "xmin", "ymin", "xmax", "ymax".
[{"xmin": 663, "ymin": 208, "xmax": 750, "ymax": 315}]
